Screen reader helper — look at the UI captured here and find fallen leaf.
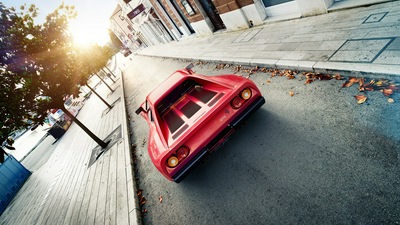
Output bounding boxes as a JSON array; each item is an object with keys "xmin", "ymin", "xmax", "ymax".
[
  {"xmin": 365, "ymin": 87, "xmax": 374, "ymax": 91},
  {"xmin": 287, "ymin": 74, "xmax": 296, "ymax": 79},
  {"xmin": 140, "ymin": 196, "xmax": 147, "ymax": 206},
  {"xmin": 289, "ymin": 91, "xmax": 295, "ymax": 97},
  {"xmin": 358, "ymin": 78, "xmax": 365, "ymax": 87},
  {"xmin": 383, "ymin": 89, "xmax": 394, "ymax": 96},
  {"xmin": 375, "ymin": 79, "xmax": 388, "ymax": 86},
  {"xmin": 317, "ymin": 74, "xmax": 332, "ymax": 80},
  {"xmin": 365, "ymin": 79, "xmax": 375, "ymax": 87},
  {"xmin": 305, "ymin": 79, "xmax": 314, "ymax": 84},
  {"xmin": 333, "ymin": 74, "xmax": 343, "ymax": 80},
  {"xmin": 251, "ymin": 66, "xmax": 259, "ymax": 72},
  {"xmin": 388, "ymin": 98, "xmax": 394, "ymax": 103},
  {"xmin": 159, "ymin": 196, "xmax": 163, "ymax": 203},
  {"xmin": 341, "ymin": 80, "xmax": 355, "ymax": 88},
  {"xmin": 388, "ymin": 84, "xmax": 398, "ymax": 91},
  {"xmin": 349, "ymin": 77, "xmax": 359, "ymax": 83},
  {"xmin": 266, "ymin": 80, "xmax": 271, "ymax": 83},
  {"xmin": 354, "ymin": 95, "xmax": 367, "ymax": 104},
  {"xmin": 304, "ymin": 72, "xmax": 314, "ymax": 78}
]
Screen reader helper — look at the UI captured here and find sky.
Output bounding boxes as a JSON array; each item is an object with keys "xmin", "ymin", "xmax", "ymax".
[{"xmin": 2, "ymin": 0, "xmax": 119, "ymax": 45}]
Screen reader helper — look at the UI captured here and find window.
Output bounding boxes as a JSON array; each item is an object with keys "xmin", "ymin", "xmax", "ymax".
[
  {"xmin": 164, "ymin": 110, "xmax": 185, "ymax": 133},
  {"xmin": 190, "ymin": 86, "xmax": 217, "ymax": 103},
  {"xmin": 180, "ymin": 100, "xmax": 201, "ymax": 118}
]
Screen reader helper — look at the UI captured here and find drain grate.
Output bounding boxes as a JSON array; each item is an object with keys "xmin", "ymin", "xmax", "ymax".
[
  {"xmin": 362, "ymin": 12, "xmax": 388, "ymax": 24},
  {"xmin": 87, "ymin": 125, "xmax": 122, "ymax": 167}
]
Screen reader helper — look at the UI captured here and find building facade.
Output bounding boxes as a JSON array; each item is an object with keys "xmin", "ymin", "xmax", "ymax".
[
  {"xmin": 110, "ymin": 5, "xmax": 145, "ymax": 51},
  {"xmin": 111, "ymin": 0, "xmax": 394, "ymax": 48}
]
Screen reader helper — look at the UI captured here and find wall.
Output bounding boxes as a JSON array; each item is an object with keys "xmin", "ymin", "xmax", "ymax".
[{"xmin": 296, "ymin": 0, "xmax": 328, "ymax": 16}]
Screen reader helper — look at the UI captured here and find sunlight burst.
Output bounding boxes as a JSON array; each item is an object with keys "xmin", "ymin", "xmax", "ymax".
[{"xmin": 68, "ymin": 19, "xmax": 110, "ymax": 47}]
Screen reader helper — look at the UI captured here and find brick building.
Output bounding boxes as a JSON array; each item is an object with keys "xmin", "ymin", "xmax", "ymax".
[{"xmin": 112, "ymin": 0, "xmax": 394, "ymax": 49}]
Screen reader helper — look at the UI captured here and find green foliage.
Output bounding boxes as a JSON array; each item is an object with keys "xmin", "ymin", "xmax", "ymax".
[
  {"xmin": 0, "ymin": 3, "xmax": 43, "ymax": 146},
  {"xmin": 1, "ymin": 2, "xmax": 115, "ymax": 152}
]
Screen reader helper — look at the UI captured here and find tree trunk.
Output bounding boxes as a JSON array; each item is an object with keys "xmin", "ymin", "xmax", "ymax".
[
  {"xmin": 101, "ymin": 68, "xmax": 115, "ymax": 83},
  {"xmin": 95, "ymin": 74, "xmax": 114, "ymax": 92},
  {"xmin": 105, "ymin": 66, "xmax": 117, "ymax": 78},
  {"xmin": 86, "ymin": 84, "xmax": 113, "ymax": 109},
  {"xmin": 61, "ymin": 105, "xmax": 109, "ymax": 149}
]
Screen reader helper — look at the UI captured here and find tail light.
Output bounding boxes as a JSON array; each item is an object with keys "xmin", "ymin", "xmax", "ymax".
[
  {"xmin": 241, "ymin": 88, "xmax": 252, "ymax": 100},
  {"xmin": 167, "ymin": 155, "xmax": 179, "ymax": 168},
  {"xmin": 167, "ymin": 146, "xmax": 190, "ymax": 168},
  {"xmin": 177, "ymin": 146, "xmax": 189, "ymax": 160},
  {"xmin": 231, "ymin": 96, "xmax": 245, "ymax": 109},
  {"xmin": 231, "ymin": 88, "xmax": 252, "ymax": 109}
]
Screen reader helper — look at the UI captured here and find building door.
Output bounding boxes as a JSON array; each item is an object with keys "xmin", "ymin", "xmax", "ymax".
[
  {"xmin": 170, "ymin": 0, "xmax": 195, "ymax": 34},
  {"xmin": 198, "ymin": 0, "xmax": 225, "ymax": 31}
]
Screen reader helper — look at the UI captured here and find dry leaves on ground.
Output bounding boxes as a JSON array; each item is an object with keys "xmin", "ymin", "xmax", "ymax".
[
  {"xmin": 212, "ymin": 62, "xmax": 399, "ymax": 105},
  {"xmin": 354, "ymin": 95, "xmax": 367, "ymax": 104},
  {"xmin": 341, "ymin": 77, "xmax": 399, "ymax": 104}
]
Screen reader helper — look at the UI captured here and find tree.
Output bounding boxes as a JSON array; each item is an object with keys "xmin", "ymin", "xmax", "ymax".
[
  {"xmin": 1, "ymin": 3, "xmax": 117, "ymax": 154},
  {"xmin": 75, "ymin": 45, "xmax": 115, "ymax": 109},
  {"xmin": 108, "ymin": 29, "xmax": 123, "ymax": 51},
  {"xmin": 0, "ymin": 3, "xmax": 43, "ymax": 161},
  {"xmin": 33, "ymin": 4, "xmax": 111, "ymax": 148}
]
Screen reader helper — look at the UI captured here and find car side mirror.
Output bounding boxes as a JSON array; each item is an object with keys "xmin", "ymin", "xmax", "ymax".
[
  {"xmin": 185, "ymin": 63, "xmax": 194, "ymax": 74},
  {"xmin": 186, "ymin": 63, "xmax": 194, "ymax": 70},
  {"xmin": 135, "ymin": 107, "xmax": 145, "ymax": 115}
]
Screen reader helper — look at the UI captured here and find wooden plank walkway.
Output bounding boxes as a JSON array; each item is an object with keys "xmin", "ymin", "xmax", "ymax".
[{"xmin": 0, "ymin": 73, "xmax": 140, "ymax": 225}]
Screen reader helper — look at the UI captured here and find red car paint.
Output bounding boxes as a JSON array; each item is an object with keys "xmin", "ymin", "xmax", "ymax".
[{"xmin": 136, "ymin": 66, "xmax": 265, "ymax": 182}]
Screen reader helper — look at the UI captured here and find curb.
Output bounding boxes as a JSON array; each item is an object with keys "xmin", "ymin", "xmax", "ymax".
[
  {"xmin": 120, "ymin": 71, "xmax": 143, "ymax": 225},
  {"xmin": 138, "ymin": 52, "xmax": 400, "ymax": 79}
]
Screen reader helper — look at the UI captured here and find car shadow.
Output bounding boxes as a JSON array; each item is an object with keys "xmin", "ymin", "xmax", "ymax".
[{"xmin": 174, "ymin": 106, "xmax": 400, "ymax": 223}]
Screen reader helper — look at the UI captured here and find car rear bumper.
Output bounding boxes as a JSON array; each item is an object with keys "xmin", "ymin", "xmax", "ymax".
[
  {"xmin": 172, "ymin": 147, "xmax": 208, "ymax": 183},
  {"xmin": 230, "ymin": 96, "xmax": 265, "ymax": 129},
  {"xmin": 172, "ymin": 96, "xmax": 265, "ymax": 183}
]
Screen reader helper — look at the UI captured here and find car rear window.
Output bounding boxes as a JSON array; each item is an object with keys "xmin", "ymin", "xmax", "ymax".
[
  {"xmin": 163, "ymin": 110, "xmax": 185, "ymax": 133},
  {"xmin": 180, "ymin": 100, "xmax": 201, "ymax": 118},
  {"xmin": 157, "ymin": 79, "xmax": 198, "ymax": 115},
  {"xmin": 157, "ymin": 79, "xmax": 218, "ymax": 136},
  {"xmin": 190, "ymin": 86, "xmax": 217, "ymax": 103}
]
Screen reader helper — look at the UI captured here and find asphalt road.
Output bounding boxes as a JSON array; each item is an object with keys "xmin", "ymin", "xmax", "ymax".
[{"xmin": 122, "ymin": 55, "xmax": 400, "ymax": 225}]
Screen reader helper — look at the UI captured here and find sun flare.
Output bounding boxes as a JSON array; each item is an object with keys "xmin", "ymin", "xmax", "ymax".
[{"xmin": 68, "ymin": 19, "xmax": 110, "ymax": 47}]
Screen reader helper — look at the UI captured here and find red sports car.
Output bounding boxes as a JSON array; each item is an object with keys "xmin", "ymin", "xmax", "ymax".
[{"xmin": 135, "ymin": 65, "xmax": 265, "ymax": 182}]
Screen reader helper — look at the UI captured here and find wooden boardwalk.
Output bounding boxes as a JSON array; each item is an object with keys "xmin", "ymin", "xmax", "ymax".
[{"xmin": 0, "ymin": 73, "xmax": 140, "ymax": 225}]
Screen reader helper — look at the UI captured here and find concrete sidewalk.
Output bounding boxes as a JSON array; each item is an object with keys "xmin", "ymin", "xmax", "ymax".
[
  {"xmin": 138, "ymin": 1, "xmax": 400, "ymax": 77},
  {"xmin": 0, "ymin": 68, "xmax": 140, "ymax": 224}
]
